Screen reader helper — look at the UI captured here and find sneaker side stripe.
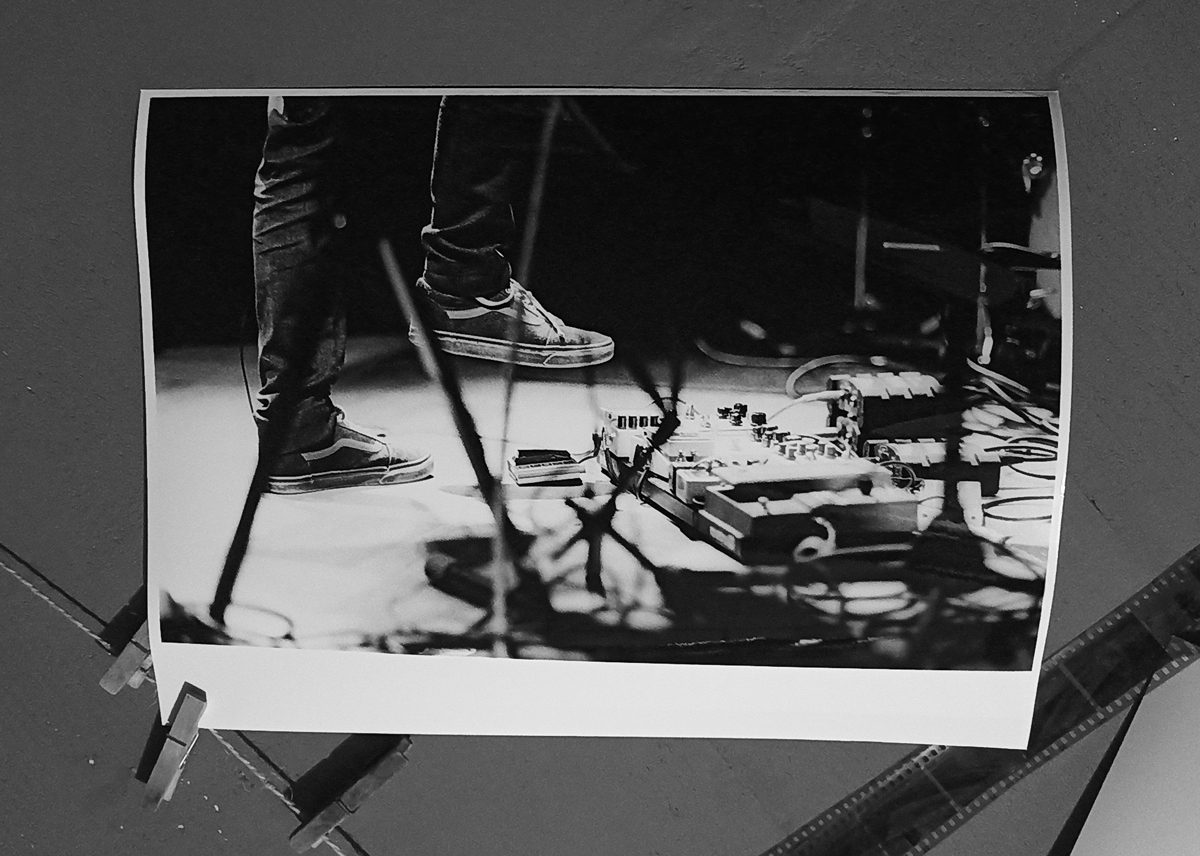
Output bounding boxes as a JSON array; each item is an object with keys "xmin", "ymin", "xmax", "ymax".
[
  {"xmin": 300, "ymin": 437, "xmax": 383, "ymax": 462},
  {"xmin": 443, "ymin": 304, "xmax": 522, "ymax": 321},
  {"xmin": 443, "ymin": 306, "xmax": 492, "ymax": 320}
]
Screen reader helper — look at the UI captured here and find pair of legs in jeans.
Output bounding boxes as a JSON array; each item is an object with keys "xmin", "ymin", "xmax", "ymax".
[{"xmin": 252, "ymin": 95, "xmax": 613, "ymax": 493}]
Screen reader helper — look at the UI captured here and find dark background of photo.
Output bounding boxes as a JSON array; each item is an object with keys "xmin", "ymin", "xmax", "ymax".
[
  {"xmin": 144, "ymin": 94, "xmax": 1053, "ymax": 353},
  {"xmin": 4, "ymin": 3, "xmax": 1200, "ymax": 855}
]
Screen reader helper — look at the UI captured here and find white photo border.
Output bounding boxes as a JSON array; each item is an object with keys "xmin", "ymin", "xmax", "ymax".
[{"xmin": 139, "ymin": 88, "xmax": 1070, "ymax": 747}]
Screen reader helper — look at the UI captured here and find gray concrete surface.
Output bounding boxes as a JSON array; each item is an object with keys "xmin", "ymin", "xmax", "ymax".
[{"xmin": 4, "ymin": 2, "xmax": 1199, "ymax": 854}]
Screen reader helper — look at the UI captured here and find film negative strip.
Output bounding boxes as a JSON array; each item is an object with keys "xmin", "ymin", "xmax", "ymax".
[{"xmin": 760, "ymin": 541, "xmax": 1200, "ymax": 856}]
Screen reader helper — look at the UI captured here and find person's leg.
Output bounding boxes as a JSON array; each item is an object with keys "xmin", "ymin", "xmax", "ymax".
[
  {"xmin": 416, "ymin": 95, "xmax": 614, "ymax": 368},
  {"xmin": 421, "ymin": 95, "xmax": 528, "ymax": 298},
  {"xmin": 253, "ymin": 95, "xmax": 345, "ymax": 450},
  {"xmin": 253, "ymin": 95, "xmax": 431, "ymax": 491}
]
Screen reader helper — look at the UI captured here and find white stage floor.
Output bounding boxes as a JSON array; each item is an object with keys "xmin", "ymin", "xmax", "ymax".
[{"xmin": 150, "ymin": 337, "xmax": 1054, "ymax": 665}]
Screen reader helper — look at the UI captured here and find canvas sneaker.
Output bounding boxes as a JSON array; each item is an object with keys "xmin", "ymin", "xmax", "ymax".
[
  {"xmin": 415, "ymin": 278, "xmax": 615, "ymax": 368},
  {"xmin": 266, "ymin": 411, "xmax": 433, "ymax": 494}
]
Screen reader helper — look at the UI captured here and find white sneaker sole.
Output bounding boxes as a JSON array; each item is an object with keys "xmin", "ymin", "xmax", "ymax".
[
  {"xmin": 267, "ymin": 456, "xmax": 434, "ymax": 494},
  {"xmin": 420, "ymin": 330, "xmax": 615, "ymax": 368}
]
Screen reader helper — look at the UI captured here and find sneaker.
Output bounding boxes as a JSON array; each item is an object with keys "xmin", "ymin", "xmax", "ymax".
[
  {"xmin": 266, "ymin": 411, "xmax": 433, "ymax": 494},
  {"xmin": 415, "ymin": 278, "xmax": 615, "ymax": 368}
]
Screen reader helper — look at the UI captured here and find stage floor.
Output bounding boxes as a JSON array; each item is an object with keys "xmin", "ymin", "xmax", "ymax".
[{"xmin": 151, "ymin": 337, "xmax": 1054, "ymax": 668}]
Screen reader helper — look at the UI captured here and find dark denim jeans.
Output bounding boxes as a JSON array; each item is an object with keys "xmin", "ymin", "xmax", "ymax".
[{"xmin": 252, "ymin": 95, "xmax": 544, "ymax": 450}]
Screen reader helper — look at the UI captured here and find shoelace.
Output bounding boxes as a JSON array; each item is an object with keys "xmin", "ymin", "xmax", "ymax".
[{"xmin": 508, "ymin": 280, "xmax": 567, "ymax": 340}]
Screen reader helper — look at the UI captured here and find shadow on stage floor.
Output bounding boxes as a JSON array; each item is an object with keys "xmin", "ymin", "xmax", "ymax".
[{"xmin": 151, "ymin": 336, "xmax": 1046, "ymax": 670}]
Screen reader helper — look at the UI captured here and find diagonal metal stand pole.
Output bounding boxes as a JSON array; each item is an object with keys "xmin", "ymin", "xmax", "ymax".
[
  {"xmin": 210, "ymin": 309, "xmax": 323, "ymax": 629},
  {"xmin": 209, "ymin": 397, "xmax": 291, "ymax": 627},
  {"xmin": 380, "ymin": 239, "xmax": 500, "ymax": 507},
  {"xmin": 379, "ymin": 239, "xmax": 529, "ymax": 655}
]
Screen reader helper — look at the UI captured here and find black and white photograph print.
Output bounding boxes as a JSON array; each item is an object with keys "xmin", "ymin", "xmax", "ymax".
[{"xmin": 139, "ymin": 90, "xmax": 1070, "ymax": 744}]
